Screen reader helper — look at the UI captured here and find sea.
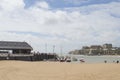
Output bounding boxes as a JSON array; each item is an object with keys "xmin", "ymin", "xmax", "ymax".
[{"xmin": 70, "ymin": 55, "xmax": 120, "ymax": 63}]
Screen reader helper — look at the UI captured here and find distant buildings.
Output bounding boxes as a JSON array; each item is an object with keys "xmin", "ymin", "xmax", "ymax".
[{"xmin": 69, "ymin": 44, "xmax": 120, "ymax": 55}]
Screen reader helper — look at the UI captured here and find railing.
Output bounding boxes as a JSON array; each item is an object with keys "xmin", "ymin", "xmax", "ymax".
[
  {"xmin": 0, "ymin": 53, "xmax": 57, "ymax": 61},
  {"xmin": 0, "ymin": 53, "xmax": 8, "ymax": 57},
  {"xmin": 0, "ymin": 53, "xmax": 33, "ymax": 57}
]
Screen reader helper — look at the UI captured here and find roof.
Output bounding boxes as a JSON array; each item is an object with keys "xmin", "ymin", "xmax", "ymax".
[{"xmin": 0, "ymin": 41, "xmax": 33, "ymax": 50}]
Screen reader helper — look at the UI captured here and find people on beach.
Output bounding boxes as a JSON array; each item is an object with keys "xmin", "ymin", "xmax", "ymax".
[
  {"xmin": 104, "ymin": 60, "xmax": 107, "ymax": 63},
  {"xmin": 116, "ymin": 60, "xmax": 119, "ymax": 63}
]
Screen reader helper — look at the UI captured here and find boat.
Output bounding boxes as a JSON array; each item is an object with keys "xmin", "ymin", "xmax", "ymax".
[
  {"xmin": 66, "ymin": 57, "xmax": 71, "ymax": 62},
  {"xmin": 59, "ymin": 56, "xmax": 66, "ymax": 62},
  {"xmin": 80, "ymin": 58, "xmax": 85, "ymax": 62}
]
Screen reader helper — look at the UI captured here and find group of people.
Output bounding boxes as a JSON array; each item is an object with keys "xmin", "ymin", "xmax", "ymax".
[{"xmin": 104, "ymin": 60, "xmax": 119, "ymax": 63}]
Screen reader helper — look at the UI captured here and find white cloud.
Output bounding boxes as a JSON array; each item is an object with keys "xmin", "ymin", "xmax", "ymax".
[
  {"xmin": 0, "ymin": 0, "xmax": 24, "ymax": 11},
  {"xmin": 0, "ymin": 0, "xmax": 120, "ymax": 53},
  {"xmin": 34, "ymin": 1, "xmax": 50, "ymax": 9}
]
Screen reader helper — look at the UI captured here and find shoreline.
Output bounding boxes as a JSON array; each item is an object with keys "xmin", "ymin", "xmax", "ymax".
[{"xmin": 71, "ymin": 54, "xmax": 120, "ymax": 56}]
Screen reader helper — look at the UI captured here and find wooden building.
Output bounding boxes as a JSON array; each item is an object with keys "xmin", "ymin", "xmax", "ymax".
[
  {"xmin": 0, "ymin": 41, "xmax": 33, "ymax": 54},
  {"xmin": 0, "ymin": 41, "xmax": 57, "ymax": 61}
]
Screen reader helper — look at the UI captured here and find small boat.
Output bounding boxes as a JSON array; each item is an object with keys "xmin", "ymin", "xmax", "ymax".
[
  {"xmin": 60, "ymin": 59, "xmax": 65, "ymax": 62},
  {"xmin": 80, "ymin": 58, "xmax": 85, "ymax": 62},
  {"xmin": 66, "ymin": 58, "xmax": 71, "ymax": 62},
  {"xmin": 59, "ymin": 56, "xmax": 66, "ymax": 62}
]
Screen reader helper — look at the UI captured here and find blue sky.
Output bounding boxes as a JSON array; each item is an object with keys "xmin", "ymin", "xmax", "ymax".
[
  {"xmin": 24, "ymin": 0, "xmax": 120, "ymax": 8},
  {"xmin": 0, "ymin": 0, "xmax": 120, "ymax": 53}
]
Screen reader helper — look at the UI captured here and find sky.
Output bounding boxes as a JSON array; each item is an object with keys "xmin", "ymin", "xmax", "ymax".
[{"xmin": 0, "ymin": 0, "xmax": 120, "ymax": 54}]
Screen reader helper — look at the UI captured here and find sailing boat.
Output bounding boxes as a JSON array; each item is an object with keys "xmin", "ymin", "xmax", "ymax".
[
  {"xmin": 88, "ymin": 49, "xmax": 92, "ymax": 55},
  {"xmin": 66, "ymin": 56, "xmax": 71, "ymax": 62}
]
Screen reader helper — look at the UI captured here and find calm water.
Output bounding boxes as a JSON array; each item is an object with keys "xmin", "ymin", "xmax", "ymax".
[{"xmin": 70, "ymin": 55, "xmax": 120, "ymax": 63}]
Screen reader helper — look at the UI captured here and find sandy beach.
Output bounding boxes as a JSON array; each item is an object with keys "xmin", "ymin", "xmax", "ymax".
[{"xmin": 0, "ymin": 61, "xmax": 120, "ymax": 80}]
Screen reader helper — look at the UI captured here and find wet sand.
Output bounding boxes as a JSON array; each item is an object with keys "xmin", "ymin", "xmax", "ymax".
[{"xmin": 0, "ymin": 61, "xmax": 120, "ymax": 80}]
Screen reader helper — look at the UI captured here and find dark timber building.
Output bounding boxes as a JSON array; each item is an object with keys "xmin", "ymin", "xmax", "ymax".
[
  {"xmin": 0, "ymin": 41, "xmax": 33, "ymax": 54},
  {"xmin": 0, "ymin": 41, "xmax": 57, "ymax": 61}
]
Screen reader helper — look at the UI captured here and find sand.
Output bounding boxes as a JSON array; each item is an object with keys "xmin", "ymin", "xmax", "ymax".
[{"xmin": 0, "ymin": 61, "xmax": 120, "ymax": 80}]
